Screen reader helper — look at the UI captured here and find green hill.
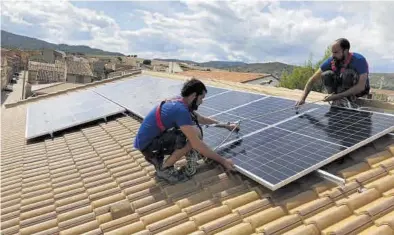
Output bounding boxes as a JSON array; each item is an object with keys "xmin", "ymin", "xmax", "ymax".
[{"xmin": 1, "ymin": 30, "xmax": 124, "ymax": 56}]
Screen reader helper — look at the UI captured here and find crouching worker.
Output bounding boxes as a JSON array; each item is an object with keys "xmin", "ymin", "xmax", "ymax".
[{"xmin": 133, "ymin": 78, "xmax": 239, "ymax": 184}]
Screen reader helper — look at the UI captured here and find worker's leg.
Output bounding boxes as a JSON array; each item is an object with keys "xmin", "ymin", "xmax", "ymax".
[
  {"xmin": 322, "ymin": 70, "xmax": 339, "ymax": 94},
  {"xmin": 338, "ymin": 69, "xmax": 360, "ymax": 107},
  {"xmin": 162, "ymin": 127, "xmax": 202, "ymax": 168}
]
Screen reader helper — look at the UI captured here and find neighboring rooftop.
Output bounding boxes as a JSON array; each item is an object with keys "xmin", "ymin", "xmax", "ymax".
[
  {"xmin": 178, "ymin": 70, "xmax": 273, "ymax": 83},
  {"xmin": 1, "ymin": 70, "xmax": 394, "ymax": 235},
  {"xmin": 28, "ymin": 61, "xmax": 65, "ymax": 73},
  {"xmin": 66, "ymin": 60, "xmax": 94, "ymax": 76}
]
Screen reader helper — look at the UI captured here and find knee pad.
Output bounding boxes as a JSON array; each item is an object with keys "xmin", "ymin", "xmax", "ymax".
[
  {"xmin": 341, "ymin": 69, "xmax": 359, "ymax": 88},
  {"xmin": 321, "ymin": 70, "xmax": 338, "ymax": 93}
]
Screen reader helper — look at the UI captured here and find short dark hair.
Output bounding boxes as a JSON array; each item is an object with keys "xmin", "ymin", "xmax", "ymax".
[
  {"xmin": 181, "ymin": 78, "xmax": 207, "ymax": 97},
  {"xmin": 336, "ymin": 38, "xmax": 350, "ymax": 51}
]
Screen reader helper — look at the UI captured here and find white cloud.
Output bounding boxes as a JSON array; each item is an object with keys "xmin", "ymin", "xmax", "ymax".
[
  {"xmin": 1, "ymin": 0, "xmax": 128, "ymax": 53},
  {"xmin": 1, "ymin": 0, "xmax": 393, "ymax": 72}
]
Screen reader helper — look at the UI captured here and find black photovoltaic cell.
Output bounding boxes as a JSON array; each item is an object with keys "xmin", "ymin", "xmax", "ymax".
[
  {"xmin": 277, "ymin": 106, "xmax": 394, "ymax": 148},
  {"xmin": 217, "ymin": 127, "xmax": 346, "ymax": 186},
  {"xmin": 197, "ymin": 106, "xmax": 220, "ymax": 117},
  {"xmin": 202, "ymin": 112, "xmax": 267, "ymax": 149},
  {"xmin": 226, "ymin": 97, "xmax": 320, "ymax": 125},
  {"xmin": 205, "ymin": 86, "xmax": 229, "ymax": 98},
  {"xmin": 203, "ymin": 90, "xmax": 265, "ymax": 111}
]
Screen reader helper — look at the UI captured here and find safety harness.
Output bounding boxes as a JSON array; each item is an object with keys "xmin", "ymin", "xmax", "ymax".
[
  {"xmin": 331, "ymin": 52, "xmax": 353, "ymax": 75},
  {"xmin": 155, "ymin": 98, "xmax": 204, "ymax": 138}
]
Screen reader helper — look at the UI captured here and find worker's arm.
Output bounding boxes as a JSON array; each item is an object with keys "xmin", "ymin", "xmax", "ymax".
[
  {"xmin": 296, "ymin": 68, "xmax": 323, "ymax": 106},
  {"xmin": 180, "ymin": 125, "xmax": 235, "ymax": 171},
  {"xmin": 194, "ymin": 112, "xmax": 239, "ymax": 131},
  {"xmin": 325, "ymin": 73, "xmax": 367, "ymax": 101}
]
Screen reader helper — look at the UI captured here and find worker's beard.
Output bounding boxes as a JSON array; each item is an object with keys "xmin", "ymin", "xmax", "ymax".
[{"xmin": 191, "ymin": 97, "xmax": 199, "ymax": 111}]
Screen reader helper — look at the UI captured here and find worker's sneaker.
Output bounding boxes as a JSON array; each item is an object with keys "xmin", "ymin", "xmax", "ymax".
[
  {"xmin": 156, "ymin": 166, "xmax": 190, "ymax": 184},
  {"xmin": 184, "ymin": 150, "xmax": 200, "ymax": 176}
]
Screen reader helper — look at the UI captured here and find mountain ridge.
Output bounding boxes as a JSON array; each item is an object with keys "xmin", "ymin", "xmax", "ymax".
[{"xmin": 1, "ymin": 30, "xmax": 124, "ymax": 56}]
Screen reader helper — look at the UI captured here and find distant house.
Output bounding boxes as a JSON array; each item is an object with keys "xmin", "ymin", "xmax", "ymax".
[
  {"xmin": 28, "ymin": 60, "xmax": 66, "ymax": 84},
  {"xmin": 66, "ymin": 60, "xmax": 95, "ymax": 83},
  {"xmin": 29, "ymin": 49, "xmax": 66, "ymax": 63}
]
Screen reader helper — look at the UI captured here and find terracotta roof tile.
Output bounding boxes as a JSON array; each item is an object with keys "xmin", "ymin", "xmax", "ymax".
[
  {"xmin": 359, "ymin": 225, "xmax": 394, "ymax": 235},
  {"xmin": 375, "ymin": 210, "xmax": 394, "ymax": 228},
  {"xmin": 59, "ymin": 220, "xmax": 99, "ymax": 235},
  {"xmin": 19, "ymin": 218, "xmax": 57, "ymax": 235},
  {"xmin": 104, "ymin": 220, "xmax": 145, "ymax": 235},
  {"xmin": 322, "ymin": 214, "xmax": 373, "ymax": 235},
  {"xmin": 347, "ymin": 166, "xmax": 388, "ymax": 184},
  {"xmin": 100, "ymin": 212, "xmax": 139, "ymax": 233},
  {"xmin": 336, "ymin": 188, "xmax": 381, "ymax": 211},
  {"xmin": 215, "ymin": 222, "xmax": 254, "ymax": 235},
  {"xmin": 146, "ymin": 212, "xmax": 189, "ymax": 233},
  {"xmin": 200, "ymin": 212, "xmax": 243, "ymax": 234},
  {"xmin": 233, "ymin": 198, "xmax": 272, "ymax": 218},
  {"xmin": 304, "ymin": 205, "xmax": 352, "ymax": 230},
  {"xmin": 255, "ymin": 214, "xmax": 303, "ymax": 234},
  {"xmin": 283, "ymin": 224, "xmax": 320, "ymax": 235},
  {"xmin": 155, "ymin": 221, "xmax": 199, "ymax": 235},
  {"xmin": 290, "ymin": 196, "xmax": 334, "ymax": 218},
  {"xmin": 244, "ymin": 206, "xmax": 286, "ymax": 229},
  {"xmin": 355, "ymin": 196, "xmax": 394, "ymax": 219}
]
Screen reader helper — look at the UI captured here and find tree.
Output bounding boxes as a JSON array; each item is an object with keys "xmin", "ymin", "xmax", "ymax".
[
  {"xmin": 280, "ymin": 46, "xmax": 331, "ymax": 92},
  {"xmin": 143, "ymin": 59, "xmax": 151, "ymax": 65}
]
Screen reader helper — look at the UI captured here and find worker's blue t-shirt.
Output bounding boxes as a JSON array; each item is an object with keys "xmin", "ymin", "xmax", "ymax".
[
  {"xmin": 320, "ymin": 52, "xmax": 370, "ymax": 89},
  {"xmin": 133, "ymin": 98, "xmax": 194, "ymax": 151}
]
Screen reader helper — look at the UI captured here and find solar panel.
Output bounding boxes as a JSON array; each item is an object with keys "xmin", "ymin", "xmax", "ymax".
[
  {"xmin": 276, "ymin": 106, "xmax": 394, "ymax": 148},
  {"xmin": 94, "ymin": 75, "xmax": 231, "ymax": 118},
  {"xmin": 202, "ymin": 90, "xmax": 266, "ymax": 112},
  {"xmin": 213, "ymin": 104, "xmax": 394, "ymax": 190},
  {"xmin": 225, "ymin": 96, "xmax": 320, "ymax": 125},
  {"xmin": 202, "ymin": 112, "xmax": 267, "ymax": 149},
  {"xmin": 25, "ymin": 90, "xmax": 125, "ymax": 140},
  {"xmin": 217, "ymin": 127, "xmax": 347, "ymax": 189}
]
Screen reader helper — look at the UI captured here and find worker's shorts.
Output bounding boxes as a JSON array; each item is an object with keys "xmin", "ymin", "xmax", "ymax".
[
  {"xmin": 141, "ymin": 128, "xmax": 187, "ymax": 169},
  {"xmin": 322, "ymin": 69, "xmax": 369, "ymax": 98}
]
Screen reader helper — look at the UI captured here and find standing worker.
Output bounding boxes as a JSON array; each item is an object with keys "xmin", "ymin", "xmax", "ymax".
[
  {"xmin": 134, "ymin": 78, "xmax": 239, "ymax": 184},
  {"xmin": 296, "ymin": 38, "xmax": 370, "ymax": 108}
]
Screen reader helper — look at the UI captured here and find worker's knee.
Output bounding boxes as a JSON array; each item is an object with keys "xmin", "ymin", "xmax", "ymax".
[
  {"xmin": 341, "ymin": 69, "xmax": 359, "ymax": 89},
  {"xmin": 322, "ymin": 70, "xmax": 337, "ymax": 93}
]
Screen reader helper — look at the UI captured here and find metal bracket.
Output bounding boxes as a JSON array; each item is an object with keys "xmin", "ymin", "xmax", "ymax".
[{"xmin": 316, "ymin": 169, "xmax": 346, "ymax": 187}]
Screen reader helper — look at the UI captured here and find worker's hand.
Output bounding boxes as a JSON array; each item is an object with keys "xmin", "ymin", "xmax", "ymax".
[
  {"xmin": 222, "ymin": 158, "xmax": 236, "ymax": 171},
  {"xmin": 295, "ymin": 98, "xmax": 305, "ymax": 107},
  {"xmin": 323, "ymin": 94, "xmax": 339, "ymax": 102},
  {"xmin": 226, "ymin": 123, "xmax": 240, "ymax": 132}
]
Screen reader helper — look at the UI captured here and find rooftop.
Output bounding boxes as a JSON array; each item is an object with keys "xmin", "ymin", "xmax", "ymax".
[
  {"xmin": 1, "ymin": 70, "xmax": 394, "ymax": 235},
  {"xmin": 66, "ymin": 60, "xmax": 94, "ymax": 77},
  {"xmin": 28, "ymin": 61, "xmax": 65, "ymax": 73},
  {"xmin": 177, "ymin": 70, "xmax": 272, "ymax": 83}
]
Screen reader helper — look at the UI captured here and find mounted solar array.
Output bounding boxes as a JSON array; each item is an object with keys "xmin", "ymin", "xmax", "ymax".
[
  {"xmin": 25, "ymin": 89, "xmax": 125, "ymax": 140},
  {"xmin": 25, "ymin": 74, "xmax": 394, "ymax": 191},
  {"xmin": 93, "ymin": 75, "xmax": 394, "ymax": 190}
]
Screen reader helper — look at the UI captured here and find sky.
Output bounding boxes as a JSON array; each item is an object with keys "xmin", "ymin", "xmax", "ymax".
[{"xmin": 1, "ymin": 0, "xmax": 394, "ymax": 73}]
